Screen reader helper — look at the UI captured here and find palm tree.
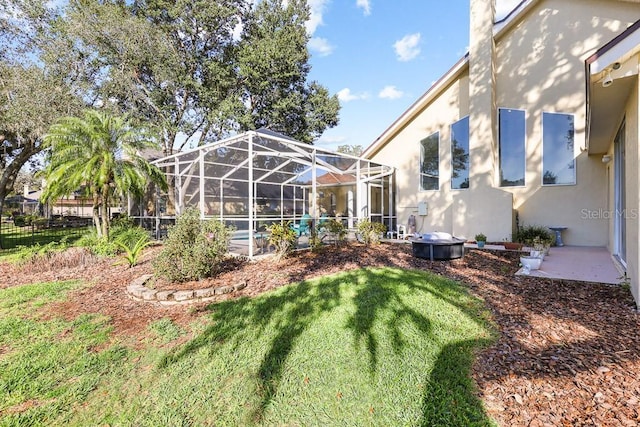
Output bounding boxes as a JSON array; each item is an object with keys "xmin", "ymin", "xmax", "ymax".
[{"xmin": 42, "ymin": 110, "xmax": 167, "ymax": 238}]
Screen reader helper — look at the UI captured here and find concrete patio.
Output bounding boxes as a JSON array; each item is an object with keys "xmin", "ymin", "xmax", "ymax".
[{"xmin": 514, "ymin": 246, "xmax": 623, "ymax": 284}]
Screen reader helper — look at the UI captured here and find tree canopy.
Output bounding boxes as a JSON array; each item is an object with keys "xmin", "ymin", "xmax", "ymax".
[
  {"xmin": 0, "ymin": 0, "xmax": 84, "ymax": 218},
  {"xmin": 0, "ymin": 0, "xmax": 340, "ymax": 222},
  {"xmin": 61, "ymin": 0, "xmax": 340, "ymax": 153}
]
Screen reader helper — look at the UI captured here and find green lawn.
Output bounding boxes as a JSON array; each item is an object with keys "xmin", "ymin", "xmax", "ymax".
[
  {"xmin": 0, "ymin": 223, "xmax": 88, "ymax": 251},
  {"xmin": 0, "ymin": 268, "xmax": 497, "ymax": 426}
]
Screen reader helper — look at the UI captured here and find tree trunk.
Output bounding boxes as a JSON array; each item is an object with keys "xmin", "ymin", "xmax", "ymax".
[
  {"xmin": 0, "ymin": 139, "xmax": 42, "ymax": 249},
  {"xmin": 92, "ymin": 192, "xmax": 102, "ymax": 238},
  {"xmin": 101, "ymin": 185, "xmax": 110, "ymax": 239}
]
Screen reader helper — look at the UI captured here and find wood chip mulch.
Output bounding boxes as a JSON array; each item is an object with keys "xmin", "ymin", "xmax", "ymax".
[{"xmin": 1, "ymin": 243, "xmax": 639, "ymax": 426}]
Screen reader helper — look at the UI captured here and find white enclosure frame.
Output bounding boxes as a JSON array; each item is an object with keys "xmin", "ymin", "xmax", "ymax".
[{"xmin": 136, "ymin": 130, "xmax": 395, "ymax": 258}]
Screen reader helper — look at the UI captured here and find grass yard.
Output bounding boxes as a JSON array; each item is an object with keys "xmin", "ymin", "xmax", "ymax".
[
  {"xmin": 0, "ymin": 223, "xmax": 88, "ymax": 251},
  {"xmin": 0, "ymin": 267, "xmax": 497, "ymax": 426}
]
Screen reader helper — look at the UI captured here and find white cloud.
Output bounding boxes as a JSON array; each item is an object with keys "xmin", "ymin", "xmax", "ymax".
[
  {"xmin": 356, "ymin": 0, "xmax": 371, "ymax": 16},
  {"xmin": 306, "ymin": 0, "xmax": 330, "ymax": 35},
  {"xmin": 337, "ymin": 88, "xmax": 369, "ymax": 102},
  {"xmin": 393, "ymin": 33, "xmax": 421, "ymax": 62},
  {"xmin": 378, "ymin": 85, "xmax": 404, "ymax": 100},
  {"xmin": 308, "ymin": 37, "xmax": 334, "ymax": 56}
]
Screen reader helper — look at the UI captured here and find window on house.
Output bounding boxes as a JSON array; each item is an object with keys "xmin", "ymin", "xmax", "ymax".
[
  {"xmin": 498, "ymin": 108, "xmax": 526, "ymax": 187},
  {"xmin": 420, "ymin": 132, "xmax": 439, "ymax": 191},
  {"xmin": 451, "ymin": 116, "xmax": 470, "ymax": 189},
  {"xmin": 542, "ymin": 112, "xmax": 575, "ymax": 185}
]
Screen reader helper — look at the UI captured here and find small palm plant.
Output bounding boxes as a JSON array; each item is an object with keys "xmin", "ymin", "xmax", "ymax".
[{"xmin": 115, "ymin": 234, "xmax": 152, "ymax": 268}]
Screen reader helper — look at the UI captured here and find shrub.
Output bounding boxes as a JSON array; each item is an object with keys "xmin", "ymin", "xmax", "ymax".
[
  {"xmin": 357, "ymin": 219, "xmax": 386, "ymax": 245},
  {"xmin": 515, "ymin": 225, "xmax": 555, "ymax": 246},
  {"xmin": 268, "ymin": 221, "xmax": 298, "ymax": 260},
  {"xmin": 474, "ymin": 233, "xmax": 487, "ymax": 242},
  {"xmin": 111, "ymin": 225, "xmax": 150, "ymax": 247},
  {"xmin": 77, "ymin": 232, "xmax": 118, "ymax": 256},
  {"xmin": 77, "ymin": 224, "xmax": 150, "ymax": 257},
  {"xmin": 325, "ymin": 219, "xmax": 347, "ymax": 247},
  {"xmin": 153, "ymin": 208, "xmax": 234, "ymax": 282}
]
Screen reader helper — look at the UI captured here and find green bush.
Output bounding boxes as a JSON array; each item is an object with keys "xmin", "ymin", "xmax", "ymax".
[
  {"xmin": 357, "ymin": 219, "xmax": 386, "ymax": 246},
  {"xmin": 111, "ymin": 225, "xmax": 150, "ymax": 247},
  {"xmin": 325, "ymin": 219, "xmax": 347, "ymax": 247},
  {"xmin": 153, "ymin": 208, "xmax": 234, "ymax": 282},
  {"xmin": 474, "ymin": 233, "xmax": 487, "ymax": 242},
  {"xmin": 77, "ymin": 224, "xmax": 150, "ymax": 257},
  {"xmin": 13, "ymin": 215, "xmax": 26, "ymax": 227},
  {"xmin": 514, "ymin": 225, "xmax": 555, "ymax": 246},
  {"xmin": 268, "ymin": 221, "xmax": 298, "ymax": 259}
]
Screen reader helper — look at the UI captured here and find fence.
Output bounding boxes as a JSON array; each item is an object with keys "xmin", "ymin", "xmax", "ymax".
[{"xmin": 0, "ymin": 216, "xmax": 92, "ymax": 250}]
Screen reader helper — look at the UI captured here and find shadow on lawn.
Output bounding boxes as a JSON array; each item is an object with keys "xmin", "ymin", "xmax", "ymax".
[{"xmin": 159, "ymin": 266, "xmax": 495, "ymax": 425}]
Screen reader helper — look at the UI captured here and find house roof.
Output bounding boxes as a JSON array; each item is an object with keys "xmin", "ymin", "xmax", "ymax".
[
  {"xmin": 585, "ymin": 18, "xmax": 640, "ymax": 153},
  {"xmin": 315, "ymin": 172, "xmax": 357, "ymax": 185}
]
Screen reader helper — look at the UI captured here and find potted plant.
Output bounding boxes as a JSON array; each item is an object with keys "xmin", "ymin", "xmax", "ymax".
[
  {"xmin": 503, "ymin": 240, "xmax": 524, "ymax": 251},
  {"xmin": 475, "ymin": 233, "xmax": 487, "ymax": 249}
]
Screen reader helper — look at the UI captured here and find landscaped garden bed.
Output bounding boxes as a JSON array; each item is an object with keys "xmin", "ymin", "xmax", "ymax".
[{"xmin": 1, "ymin": 243, "xmax": 638, "ymax": 426}]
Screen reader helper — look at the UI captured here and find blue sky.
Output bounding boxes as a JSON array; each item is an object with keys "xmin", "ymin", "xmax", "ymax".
[{"xmin": 306, "ymin": 0, "xmax": 522, "ymax": 151}]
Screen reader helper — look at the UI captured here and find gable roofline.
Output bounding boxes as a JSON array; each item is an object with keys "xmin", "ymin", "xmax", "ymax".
[
  {"xmin": 584, "ymin": 18, "xmax": 640, "ymax": 152},
  {"xmin": 493, "ymin": 0, "xmax": 538, "ymax": 37},
  {"xmin": 362, "ymin": 55, "xmax": 469, "ymax": 158},
  {"xmin": 585, "ymin": 18, "xmax": 640, "ymax": 72}
]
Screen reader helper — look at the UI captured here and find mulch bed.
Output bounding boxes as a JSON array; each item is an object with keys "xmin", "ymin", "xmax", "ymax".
[{"xmin": 1, "ymin": 243, "xmax": 639, "ymax": 426}]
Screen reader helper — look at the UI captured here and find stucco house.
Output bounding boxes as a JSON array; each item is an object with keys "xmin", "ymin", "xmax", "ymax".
[{"xmin": 363, "ymin": 0, "xmax": 640, "ymax": 307}]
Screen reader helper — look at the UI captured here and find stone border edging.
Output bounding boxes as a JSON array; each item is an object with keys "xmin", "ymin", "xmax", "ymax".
[{"xmin": 126, "ymin": 274, "xmax": 247, "ymax": 306}]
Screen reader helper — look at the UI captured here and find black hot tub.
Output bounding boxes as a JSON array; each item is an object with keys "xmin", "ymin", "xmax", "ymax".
[{"xmin": 410, "ymin": 233, "xmax": 466, "ymax": 261}]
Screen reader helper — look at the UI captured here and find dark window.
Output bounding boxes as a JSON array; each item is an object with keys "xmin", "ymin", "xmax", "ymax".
[
  {"xmin": 451, "ymin": 117, "xmax": 470, "ymax": 189},
  {"xmin": 542, "ymin": 112, "xmax": 575, "ymax": 185},
  {"xmin": 420, "ymin": 132, "xmax": 439, "ymax": 191},
  {"xmin": 498, "ymin": 108, "xmax": 526, "ymax": 187}
]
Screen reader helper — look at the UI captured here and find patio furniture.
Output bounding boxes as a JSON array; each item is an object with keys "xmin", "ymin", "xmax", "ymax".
[{"xmin": 293, "ymin": 214, "xmax": 312, "ymax": 236}]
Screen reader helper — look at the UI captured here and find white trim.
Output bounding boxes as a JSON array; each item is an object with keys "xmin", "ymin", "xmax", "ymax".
[{"xmin": 591, "ymin": 28, "xmax": 640, "ymax": 74}]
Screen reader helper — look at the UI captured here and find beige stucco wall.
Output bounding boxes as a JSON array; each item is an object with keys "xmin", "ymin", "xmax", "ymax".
[
  {"xmin": 493, "ymin": 0, "xmax": 640, "ymax": 245},
  {"xmin": 368, "ymin": 0, "xmax": 640, "ymax": 247},
  {"xmin": 370, "ymin": 74, "xmax": 487, "ymax": 238}
]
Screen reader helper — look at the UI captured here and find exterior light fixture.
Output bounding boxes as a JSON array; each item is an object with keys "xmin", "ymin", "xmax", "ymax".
[{"xmin": 602, "ymin": 154, "xmax": 612, "ymax": 163}]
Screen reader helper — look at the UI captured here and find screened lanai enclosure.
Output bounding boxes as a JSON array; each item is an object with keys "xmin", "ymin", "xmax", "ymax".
[{"xmin": 130, "ymin": 130, "xmax": 395, "ymax": 258}]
